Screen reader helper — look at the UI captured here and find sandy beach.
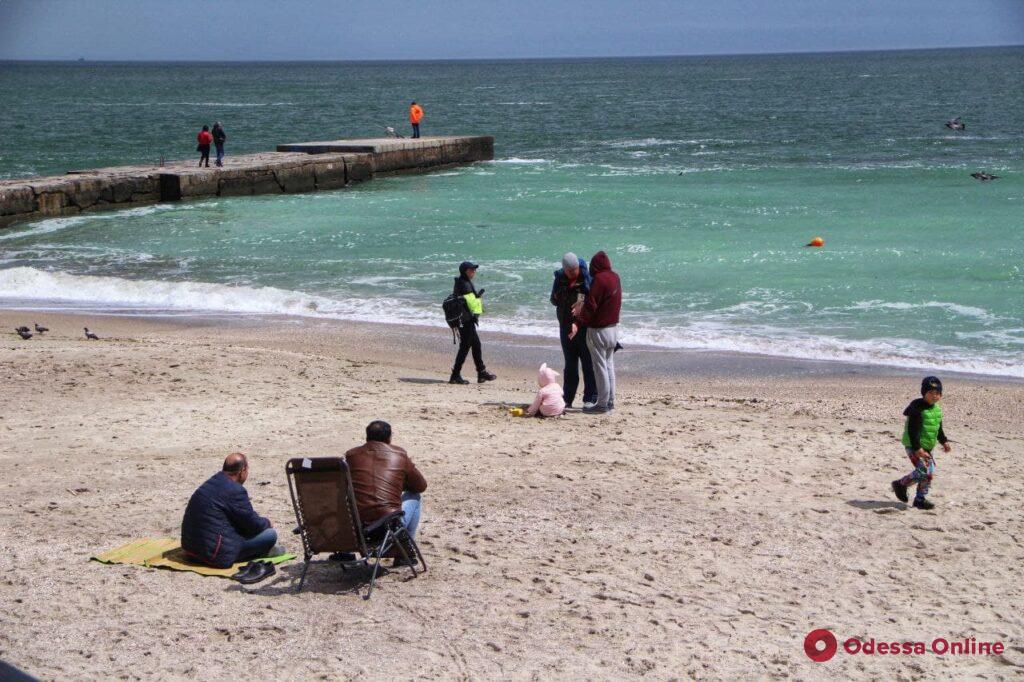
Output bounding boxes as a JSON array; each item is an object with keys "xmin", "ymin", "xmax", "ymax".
[{"xmin": 1, "ymin": 309, "xmax": 1022, "ymax": 680}]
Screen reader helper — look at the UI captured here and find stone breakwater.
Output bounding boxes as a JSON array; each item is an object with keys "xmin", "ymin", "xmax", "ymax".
[{"xmin": 0, "ymin": 136, "xmax": 493, "ymax": 229}]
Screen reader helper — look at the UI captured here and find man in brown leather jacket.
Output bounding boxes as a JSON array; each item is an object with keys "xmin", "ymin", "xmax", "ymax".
[{"xmin": 345, "ymin": 421, "xmax": 427, "ymax": 545}]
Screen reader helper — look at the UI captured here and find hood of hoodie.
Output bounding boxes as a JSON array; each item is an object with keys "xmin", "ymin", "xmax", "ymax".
[
  {"xmin": 590, "ymin": 251, "xmax": 612, "ymax": 275},
  {"xmin": 537, "ymin": 363, "xmax": 559, "ymax": 388}
]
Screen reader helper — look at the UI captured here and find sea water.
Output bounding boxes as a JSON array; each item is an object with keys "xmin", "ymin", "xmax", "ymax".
[{"xmin": 1, "ymin": 49, "xmax": 1022, "ymax": 376}]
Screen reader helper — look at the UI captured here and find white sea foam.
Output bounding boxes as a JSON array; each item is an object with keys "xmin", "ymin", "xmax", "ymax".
[
  {"xmin": 603, "ymin": 138, "xmax": 751, "ymax": 148},
  {"xmin": 0, "ymin": 204, "xmax": 187, "ymax": 243},
  {"xmin": 488, "ymin": 158, "xmax": 552, "ymax": 164},
  {"xmin": 87, "ymin": 101, "xmax": 294, "ymax": 107},
  {"xmin": 849, "ymin": 300, "xmax": 998, "ymax": 322},
  {"xmin": 1, "ymin": 266, "xmax": 1020, "ymax": 378},
  {"xmin": 0, "ymin": 266, "xmax": 437, "ymax": 325}
]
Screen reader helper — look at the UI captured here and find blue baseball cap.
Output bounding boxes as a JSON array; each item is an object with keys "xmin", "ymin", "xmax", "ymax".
[{"xmin": 459, "ymin": 261, "xmax": 479, "ymax": 273}]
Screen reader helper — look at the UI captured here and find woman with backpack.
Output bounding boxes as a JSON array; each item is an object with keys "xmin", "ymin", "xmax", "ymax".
[{"xmin": 448, "ymin": 261, "xmax": 497, "ymax": 385}]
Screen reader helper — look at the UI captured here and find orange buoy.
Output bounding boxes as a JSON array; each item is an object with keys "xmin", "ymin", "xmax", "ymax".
[{"xmin": 806, "ymin": 236, "xmax": 824, "ymax": 248}]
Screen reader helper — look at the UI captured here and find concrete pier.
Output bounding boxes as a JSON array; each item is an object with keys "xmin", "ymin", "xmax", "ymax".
[{"xmin": 0, "ymin": 135, "xmax": 493, "ymax": 229}]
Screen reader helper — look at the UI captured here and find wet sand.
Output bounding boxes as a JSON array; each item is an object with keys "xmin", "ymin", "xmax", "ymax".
[{"xmin": 1, "ymin": 309, "xmax": 1022, "ymax": 680}]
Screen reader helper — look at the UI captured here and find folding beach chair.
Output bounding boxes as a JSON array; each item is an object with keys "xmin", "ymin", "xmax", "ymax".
[{"xmin": 286, "ymin": 457, "xmax": 426, "ymax": 599}]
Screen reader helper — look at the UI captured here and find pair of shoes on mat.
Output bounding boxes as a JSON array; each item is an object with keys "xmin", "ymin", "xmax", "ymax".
[{"xmin": 232, "ymin": 560, "xmax": 276, "ymax": 584}]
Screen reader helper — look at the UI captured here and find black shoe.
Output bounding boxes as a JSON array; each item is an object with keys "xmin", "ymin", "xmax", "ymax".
[
  {"xmin": 891, "ymin": 480, "xmax": 909, "ymax": 503},
  {"xmin": 912, "ymin": 498, "xmax": 935, "ymax": 510},
  {"xmin": 230, "ymin": 561, "xmax": 260, "ymax": 581},
  {"xmin": 582, "ymin": 405, "xmax": 608, "ymax": 414},
  {"xmin": 236, "ymin": 560, "xmax": 276, "ymax": 584},
  {"xmin": 449, "ymin": 373, "xmax": 470, "ymax": 385},
  {"xmin": 328, "ymin": 552, "xmax": 357, "ymax": 562},
  {"xmin": 477, "ymin": 371, "xmax": 497, "ymax": 383},
  {"xmin": 391, "ymin": 554, "xmax": 419, "ymax": 568}
]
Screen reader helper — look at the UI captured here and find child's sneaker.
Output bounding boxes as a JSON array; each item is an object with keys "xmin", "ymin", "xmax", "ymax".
[
  {"xmin": 912, "ymin": 498, "xmax": 935, "ymax": 510},
  {"xmin": 891, "ymin": 480, "xmax": 909, "ymax": 503}
]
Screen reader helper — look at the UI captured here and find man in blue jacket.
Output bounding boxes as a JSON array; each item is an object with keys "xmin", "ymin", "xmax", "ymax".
[
  {"xmin": 550, "ymin": 252, "xmax": 597, "ymax": 408},
  {"xmin": 181, "ymin": 453, "xmax": 277, "ymax": 568}
]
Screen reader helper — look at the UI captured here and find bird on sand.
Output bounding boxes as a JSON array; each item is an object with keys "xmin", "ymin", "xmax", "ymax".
[
  {"xmin": 15, "ymin": 328, "xmax": 32, "ymax": 340},
  {"xmin": 15, "ymin": 326, "xmax": 30, "ymax": 334},
  {"xmin": 84, "ymin": 327, "xmax": 99, "ymax": 340},
  {"xmin": 970, "ymin": 172, "xmax": 1000, "ymax": 181},
  {"xmin": 34, "ymin": 323, "xmax": 48, "ymax": 333}
]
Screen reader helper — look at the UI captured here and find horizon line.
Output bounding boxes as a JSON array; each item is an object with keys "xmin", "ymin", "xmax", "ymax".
[{"xmin": 2, "ymin": 42, "xmax": 1022, "ymax": 64}]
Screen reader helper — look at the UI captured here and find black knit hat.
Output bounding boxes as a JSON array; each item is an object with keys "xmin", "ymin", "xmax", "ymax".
[{"xmin": 921, "ymin": 376, "xmax": 943, "ymax": 395}]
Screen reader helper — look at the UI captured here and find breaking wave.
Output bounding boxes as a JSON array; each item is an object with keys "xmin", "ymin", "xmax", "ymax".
[{"xmin": 1, "ymin": 267, "xmax": 1020, "ymax": 378}]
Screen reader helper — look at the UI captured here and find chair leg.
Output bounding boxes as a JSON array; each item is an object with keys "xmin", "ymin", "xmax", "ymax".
[
  {"xmin": 410, "ymin": 535, "xmax": 427, "ymax": 573},
  {"xmin": 364, "ymin": 529, "xmax": 392, "ymax": 600},
  {"xmin": 393, "ymin": 528, "xmax": 417, "ymax": 577},
  {"xmin": 296, "ymin": 555, "xmax": 311, "ymax": 593}
]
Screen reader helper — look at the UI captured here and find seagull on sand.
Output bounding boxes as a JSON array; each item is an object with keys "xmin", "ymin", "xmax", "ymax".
[
  {"xmin": 15, "ymin": 328, "xmax": 32, "ymax": 340},
  {"xmin": 84, "ymin": 327, "xmax": 100, "ymax": 340},
  {"xmin": 34, "ymin": 323, "xmax": 48, "ymax": 333},
  {"xmin": 15, "ymin": 326, "xmax": 30, "ymax": 334}
]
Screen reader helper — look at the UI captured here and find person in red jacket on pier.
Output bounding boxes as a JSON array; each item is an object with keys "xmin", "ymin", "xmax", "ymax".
[{"xmin": 196, "ymin": 125, "xmax": 213, "ymax": 167}]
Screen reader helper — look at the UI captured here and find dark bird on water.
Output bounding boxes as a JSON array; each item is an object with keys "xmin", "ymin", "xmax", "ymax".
[
  {"xmin": 84, "ymin": 327, "xmax": 99, "ymax": 340},
  {"xmin": 15, "ymin": 326, "xmax": 30, "ymax": 334},
  {"xmin": 15, "ymin": 328, "xmax": 32, "ymax": 340},
  {"xmin": 971, "ymin": 172, "xmax": 1000, "ymax": 182},
  {"xmin": 945, "ymin": 117, "xmax": 966, "ymax": 131},
  {"xmin": 34, "ymin": 323, "xmax": 48, "ymax": 333}
]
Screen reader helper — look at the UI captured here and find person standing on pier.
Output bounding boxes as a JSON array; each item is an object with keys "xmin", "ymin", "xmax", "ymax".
[
  {"xmin": 409, "ymin": 101, "xmax": 424, "ymax": 138},
  {"xmin": 196, "ymin": 125, "xmax": 213, "ymax": 168},
  {"xmin": 212, "ymin": 122, "xmax": 227, "ymax": 167}
]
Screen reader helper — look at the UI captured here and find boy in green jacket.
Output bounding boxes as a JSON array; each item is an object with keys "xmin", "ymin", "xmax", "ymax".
[{"xmin": 892, "ymin": 376, "xmax": 951, "ymax": 510}]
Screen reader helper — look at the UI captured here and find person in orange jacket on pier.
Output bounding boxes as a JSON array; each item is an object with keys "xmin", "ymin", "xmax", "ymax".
[{"xmin": 409, "ymin": 101, "xmax": 424, "ymax": 138}]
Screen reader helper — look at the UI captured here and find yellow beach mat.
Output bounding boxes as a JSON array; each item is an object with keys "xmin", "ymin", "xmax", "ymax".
[{"xmin": 91, "ymin": 537, "xmax": 296, "ymax": 578}]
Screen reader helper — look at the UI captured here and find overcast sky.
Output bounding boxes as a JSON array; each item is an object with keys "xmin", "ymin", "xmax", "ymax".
[{"xmin": 1, "ymin": 0, "xmax": 1022, "ymax": 61}]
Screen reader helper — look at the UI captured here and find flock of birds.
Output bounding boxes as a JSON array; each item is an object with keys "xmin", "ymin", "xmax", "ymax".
[
  {"xmin": 13, "ymin": 324, "xmax": 99, "ymax": 341},
  {"xmin": 945, "ymin": 117, "xmax": 1001, "ymax": 182}
]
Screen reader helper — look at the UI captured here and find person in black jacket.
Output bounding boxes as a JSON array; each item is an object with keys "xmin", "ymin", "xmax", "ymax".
[
  {"xmin": 180, "ymin": 453, "xmax": 277, "ymax": 568},
  {"xmin": 450, "ymin": 261, "xmax": 497, "ymax": 384},
  {"xmin": 212, "ymin": 122, "xmax": 227, "ymax": 167},
  {"xmin": 550, "ymin": 251, "xmax": 597, "ymax": 408}
]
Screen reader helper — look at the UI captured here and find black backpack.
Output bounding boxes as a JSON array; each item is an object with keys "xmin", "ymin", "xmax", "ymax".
[{"xmin": 442, "ymin": 293, "xmax": 464, "ymax": 344}]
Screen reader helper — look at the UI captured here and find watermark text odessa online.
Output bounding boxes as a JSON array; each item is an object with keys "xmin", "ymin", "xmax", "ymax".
[{"xmin": 804, "ymin": 629, "xmax": 1006, "ymax": 663}]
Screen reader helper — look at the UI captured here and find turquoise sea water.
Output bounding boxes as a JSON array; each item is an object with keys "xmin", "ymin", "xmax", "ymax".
[{"xmin": 1, "ymin": 49, "xmax": 1022, "ymax": 376}]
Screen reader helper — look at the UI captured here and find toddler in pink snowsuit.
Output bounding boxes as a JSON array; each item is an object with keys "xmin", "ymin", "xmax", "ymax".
[{"xmin": 527, "ymin": 363, "xmax": 566, "ymax": 417}]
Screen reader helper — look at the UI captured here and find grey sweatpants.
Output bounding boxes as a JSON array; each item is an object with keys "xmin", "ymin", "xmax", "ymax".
[{"xmin": 586, "ymin": 325, "xmax": 618, "ymax": 408}]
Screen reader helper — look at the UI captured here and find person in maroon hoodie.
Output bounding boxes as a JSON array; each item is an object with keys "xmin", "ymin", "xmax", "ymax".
[
  {"xmin": 196, "ymin": 125, "xmax": 213, "ymax": 167},
  {"xmin": 570, "ymin": 251, "xmax": 621, "ymax": 413}
]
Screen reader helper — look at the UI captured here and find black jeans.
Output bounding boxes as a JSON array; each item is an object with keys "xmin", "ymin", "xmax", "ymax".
[
  {"xmin": 453, "ymin": 321, "xmax": 485, "ymax": 375},
  {"xmin": 560, "ymin": 325, "xmax": 597, "ymax": 406},
  {"xmin": 198, "ymin": 145, "xmax": 210, "ymax": 166}
]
